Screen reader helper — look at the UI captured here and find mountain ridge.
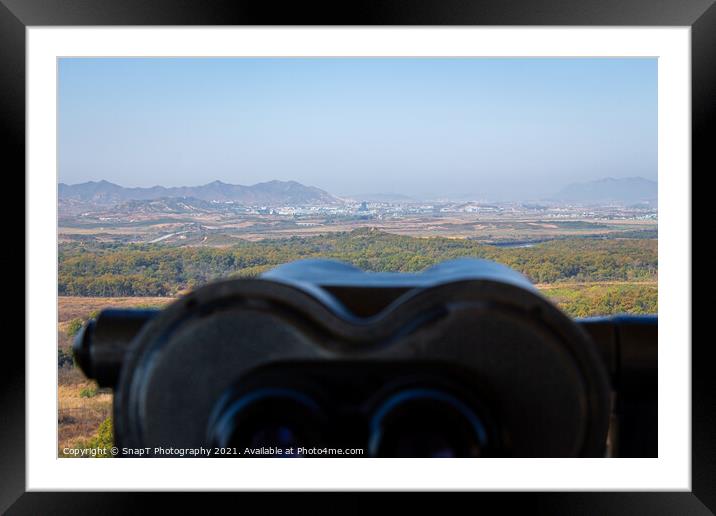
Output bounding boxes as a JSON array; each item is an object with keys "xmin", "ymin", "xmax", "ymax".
[
  {"xmin": 58, "ymin": 179, "xmax": 340, "ymax": 206},
  {"xmin": 59, "ymin": 176, "xmax": 659, "ymax": 206}
]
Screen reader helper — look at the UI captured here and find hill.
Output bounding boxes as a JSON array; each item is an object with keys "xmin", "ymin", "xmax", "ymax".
[
  {"xmin": 58, "ymin": 179, "xmax": 341, "ymax": 207},
  {"xmin": 553, "ymin": 177, "xmax": 657, "ymax": 204}
]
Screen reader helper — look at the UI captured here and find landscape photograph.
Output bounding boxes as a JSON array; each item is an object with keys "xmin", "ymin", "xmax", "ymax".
[{"xmin": 57, "ymin": 57, "xmax": 657, "ymax": 457}]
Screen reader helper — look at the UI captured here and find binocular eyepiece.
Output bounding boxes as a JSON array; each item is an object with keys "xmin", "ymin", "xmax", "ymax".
[
  {"xmin": 205, "ymin": 370, "xmax": 494, "ymax": 458},
  {"xmin": 74, "ymin": 258, "xmax": 657, "ymax": 457}
]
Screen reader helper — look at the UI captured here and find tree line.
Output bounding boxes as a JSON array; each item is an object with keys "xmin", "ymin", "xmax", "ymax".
[{"xmin": 58, "ymin": 229, "xmax": 657, "ymax": 298}]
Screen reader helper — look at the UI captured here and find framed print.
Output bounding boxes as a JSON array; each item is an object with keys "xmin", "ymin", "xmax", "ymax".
[{"xmin": 5, "ymin": 0, "xmax": 713, "ymax": 511}]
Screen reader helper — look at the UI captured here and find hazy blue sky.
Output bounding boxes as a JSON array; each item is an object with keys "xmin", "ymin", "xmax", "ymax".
[{"xmin": 58, "ymin": 57, "xmax": 656, "ymax": 200}]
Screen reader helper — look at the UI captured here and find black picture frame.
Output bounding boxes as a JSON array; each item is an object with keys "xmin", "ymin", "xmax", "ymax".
[{"xmin": 5, "ymin": 0, "xmax": 712, "ymax": 512}]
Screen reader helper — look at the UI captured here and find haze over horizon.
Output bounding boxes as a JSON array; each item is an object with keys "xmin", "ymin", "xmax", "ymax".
[
  {"xmin": 59, "ymin": 57, "xmax": 657, "ymax": 201},
  {"xmin": 58, "ymin": 176, "xmax": 657, "ymax": 204}
]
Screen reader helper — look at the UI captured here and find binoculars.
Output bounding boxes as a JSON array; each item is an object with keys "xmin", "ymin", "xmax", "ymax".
[{"xmin": 73, "ymin": 258, "xmax": 657, "ymax": 457}]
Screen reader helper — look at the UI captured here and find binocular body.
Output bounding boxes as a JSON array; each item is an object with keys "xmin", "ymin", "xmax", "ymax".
[{"xmin": 74, "ymin": 258, "xmax": 657, "ymax": 457}]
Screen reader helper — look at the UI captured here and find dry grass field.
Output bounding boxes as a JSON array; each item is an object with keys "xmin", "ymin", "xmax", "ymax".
[
  {"xmin": 59, "ymin": 210, "xmax": 657, "ymax": 246},
  {"xmin": 58, "ymin": 296, "xmax": 173, "ymax": 323},
  {"xmin": 58, "ymin": 366, "xmax": 113, "ymax": 454},
  {"xmin": 57, "ymin": 296, "xmax": 174, "ymax": 457}
]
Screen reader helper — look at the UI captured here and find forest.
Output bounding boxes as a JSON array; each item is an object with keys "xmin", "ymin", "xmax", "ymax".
[{"xmin": 58, "ymin": 229, "xmax": 657, "ymax": 316}]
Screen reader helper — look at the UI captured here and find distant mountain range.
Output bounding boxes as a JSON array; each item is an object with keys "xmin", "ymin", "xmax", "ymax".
[
  {"xmin": 58, "ymin": 180, "xmax": 340, "ymax": 207},
  {"xmin": 59, "ymin": 176, "xmax": 658, "ymax": 209},
  {"xmin": 553, "ymin": 177, "xmax": 657, "ymax": 204}
]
